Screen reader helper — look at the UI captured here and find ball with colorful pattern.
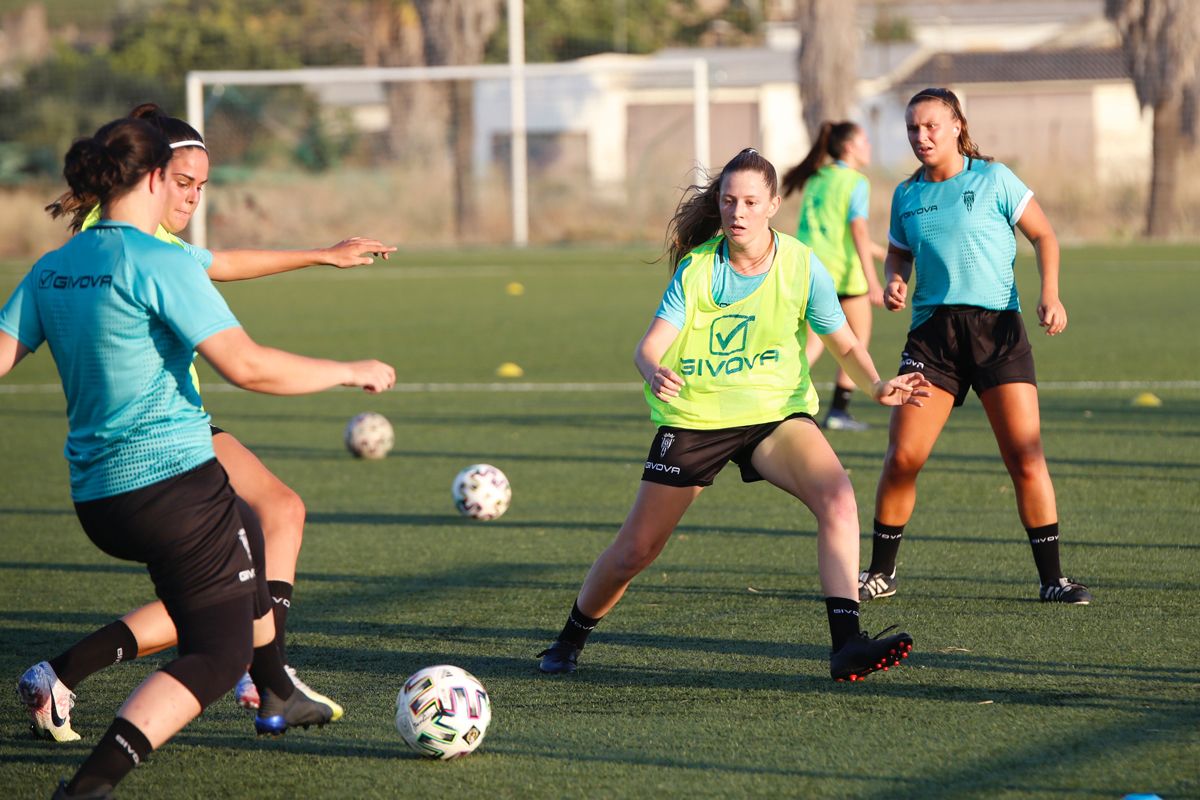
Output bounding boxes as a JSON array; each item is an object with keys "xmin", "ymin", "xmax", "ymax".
[{"xmin": 395, "ymin": 664, "xmax": 491, "ymax": 759}]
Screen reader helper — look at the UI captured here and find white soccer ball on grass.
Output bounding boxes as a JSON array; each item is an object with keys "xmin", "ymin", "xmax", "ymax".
[
  {"xmin": 451, "ymin": 463, "xmax": 511, "ymax": 520},
  {"xmin": 395, "ymin": 664, "xmax": 491, "ymax": 759},
  {"xmin": 344, "ymin": 412, "xmax": 394, "ymax": 460}
]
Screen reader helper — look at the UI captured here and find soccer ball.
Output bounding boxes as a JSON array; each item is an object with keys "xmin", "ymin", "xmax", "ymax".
[
  {"xmin": 451, "ymin": 464, "xmax": 511, "ymax": 520},
  {"xmin": 395, "ymin": 665, "xmax": 491, "ymax": 759},
  {"xmin": 344, "ymin": 412, "xmax": 394, "ymax": 460}
]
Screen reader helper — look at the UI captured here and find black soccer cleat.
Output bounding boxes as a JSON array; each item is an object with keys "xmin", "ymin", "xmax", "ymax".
[
  {"xmin": 858, "ymin": 569, "xmax": 898, "ymax": 602},
  {"xmin": 51, "ymin": 781, "xmax": 114, "ymax": 800},
  {"xmin": 254, "ymin": 687, "xmax": 334, "ymax": 736},
  {"xmin": 830, "ymin": 627, "xmax": 913, "ymax": 682},
  {"xmin": 1040, "ymin": 577, "xmax": 1092, "ymax": 605},
  {"xmin": 537, "ymin": 640, "xmax": 581, "ymax": 674}
]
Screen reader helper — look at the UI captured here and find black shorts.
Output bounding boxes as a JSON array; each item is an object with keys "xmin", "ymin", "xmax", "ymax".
[
  {"xmin": 209, "ymin": 424, "xmax": 226, "ymax": 437},
  {"xmin": 641, "ymin": 413, "xmax": 815, "ymax": 487},
  {"xmin": 74, "ymin": 459, "xmax": 266, "ymax": 615},
  {"xmin": 898, "ymin": 306, "xmax": 1036, "ymax": 407}
]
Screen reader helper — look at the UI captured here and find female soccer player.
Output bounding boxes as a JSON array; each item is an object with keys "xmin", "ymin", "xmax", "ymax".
[
  {"xmin": 782, "ymin": 121, "xmax": 884, "ymax": 430},
  {"xmin": 858, "ymin": 88, "xmax": 1091, "ymax": 605},
  {"xmin": 536, "ymin": 148, "xmax": 930, "ymax": 682},
  {"xmin": 15, "ymin": 105, "xmax": 394, "ymax": 741},
  {"xmin": 0, "ymin": 117, "xmax": 394, "ymax": 798}
]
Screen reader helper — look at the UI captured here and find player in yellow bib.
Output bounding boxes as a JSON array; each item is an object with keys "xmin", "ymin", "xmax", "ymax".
[
  {"xmin": 783, "ymin": 121, "xmax": 885, "ymax": 431},
  {"xmin": 536, "ymin": 148, "xmax": 930, "ymax": 682},
  {"xmin": 18, "ymin": 104, "xmax": 395, "ymax": 740}
]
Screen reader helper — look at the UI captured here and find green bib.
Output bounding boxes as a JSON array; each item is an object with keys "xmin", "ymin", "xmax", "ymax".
[
  {"xmin": 646, "ymin": 232, "xmax": 820, "ymax": 429},
  {"xmin": 796, "ymin": 164, "xmax": 867, "ymax": 294}
]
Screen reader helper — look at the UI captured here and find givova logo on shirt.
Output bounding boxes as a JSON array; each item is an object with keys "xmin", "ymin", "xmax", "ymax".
[
  {"xmin": 679, "ymin": 314, "xmax": 781, "ymax": 377},
  {"xmin": 38, "ymin": 270, "xmax": 113, "ymax": 290}
]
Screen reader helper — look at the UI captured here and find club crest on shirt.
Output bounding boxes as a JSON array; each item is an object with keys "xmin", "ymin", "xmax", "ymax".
[{"xmin": 962, "ymin": 190, "xmax": 975, "ymax": 213}]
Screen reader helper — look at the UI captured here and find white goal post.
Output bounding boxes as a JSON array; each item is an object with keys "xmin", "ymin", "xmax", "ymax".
[{"xmin": 184, "ymin": 58, "xmax": 711, "ymax": 249}]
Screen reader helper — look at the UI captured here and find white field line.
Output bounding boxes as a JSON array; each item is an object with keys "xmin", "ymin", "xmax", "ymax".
[{"xmin": 3, "ymin": 379, "xmax": 1199, "ymax": 396}]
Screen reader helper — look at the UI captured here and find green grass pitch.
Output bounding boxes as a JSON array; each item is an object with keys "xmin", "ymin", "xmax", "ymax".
[{"xmin": 0, "ymin": 243, "xmax": 1197, "ymax": 799}]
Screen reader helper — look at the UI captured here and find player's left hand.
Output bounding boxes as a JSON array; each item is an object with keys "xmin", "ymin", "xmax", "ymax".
[
  {"xmin": 872, "ymin": 372, "xmax": 932, "ymax": 407},
  {"xmin": 1037, "ymin": 296, "xmax": 1067, "ymax": 335},
  {"xmin": 323, "ymin": 237, "xmax": 397, "ymax": 268}
]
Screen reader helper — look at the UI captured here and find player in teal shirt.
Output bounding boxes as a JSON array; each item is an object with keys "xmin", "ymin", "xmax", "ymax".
[
  {"xmin": 859, "ymin": 87, "xmax": 1091, "ymax": 607},
  {"xmin": 0, "ymin": 116, "xmax": 394, "ymax": 798},
  {"xmin": 22, "ymin": 104, "xmax": 396, "ymax": 732}
]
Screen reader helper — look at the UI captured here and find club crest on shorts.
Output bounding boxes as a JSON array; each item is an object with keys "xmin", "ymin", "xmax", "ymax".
[{"xmin": 659, "ymin": 431, "xmax": 676, "ymax": 458}]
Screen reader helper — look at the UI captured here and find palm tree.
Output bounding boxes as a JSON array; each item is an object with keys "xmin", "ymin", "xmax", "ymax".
[
  {"xmin": 1105, "ymin": 0, "xmax": 1200, "ymax": 238},
  {"xmin": 796, "ymin": 0, "xmax": 859, "ymax": 140}
]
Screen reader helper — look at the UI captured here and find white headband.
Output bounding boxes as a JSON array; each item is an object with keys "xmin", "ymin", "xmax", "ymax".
[{"xmin": 170, "ymin": 139, "xmax": 206, "ymax": 150}]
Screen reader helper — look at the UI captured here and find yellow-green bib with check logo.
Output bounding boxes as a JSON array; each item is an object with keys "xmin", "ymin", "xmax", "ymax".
[{"xmin": 646, "ymin": 232, "xmax": 819, "ymax": 429}]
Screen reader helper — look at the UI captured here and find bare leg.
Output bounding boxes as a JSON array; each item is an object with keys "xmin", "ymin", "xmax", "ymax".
[
  {"xmin": 979, "ymin": 383, "xmax": 1057, "ymax": 527},
  {"xmin": 874, "ymin": 386, "xmax": 956, "ymax": 526},
  {"xmin": 835, "ymin": 295, "xmax": 873, "ymax": 392},
  {"xmin": 576, "ymin": 482, "xmax": 703, "ymax": 618},
  {"xmin": 115, "ymin": 672, "xmax": 202, "ymax": 748},
  {"xmin": 213, "ymin": 432, "xmax": 306, "ymax": 585},
  {"xmin": 749, "ymin": 417, "xmax": 859, "ymax": 599}
]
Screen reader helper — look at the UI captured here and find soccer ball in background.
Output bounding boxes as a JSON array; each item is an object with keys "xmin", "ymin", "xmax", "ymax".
[
  {"xmin": 395, "ymin": 665, "xmax": 492, "ymax": 759},
  {"xmin": 344, "ymin": 412, "xmax": 394, "ymax": 460},
  {"xmin": 451, "ymin": 463, "xmax": 511, "ymax": 520}
]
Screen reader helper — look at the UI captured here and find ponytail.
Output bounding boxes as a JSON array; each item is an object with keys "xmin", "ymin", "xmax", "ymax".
[{"xmin": 780, "ymin": 121, "xmax": 860, "ymax": 198}]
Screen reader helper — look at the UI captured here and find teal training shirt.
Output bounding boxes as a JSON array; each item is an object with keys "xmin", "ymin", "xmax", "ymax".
[
  {"xmin": 0, "ymin": 220, "xmax": 240, "ymax": 501},
  {"xmin": 887, "ymin": 156, "xmax": 1033, "ymax": 329}
]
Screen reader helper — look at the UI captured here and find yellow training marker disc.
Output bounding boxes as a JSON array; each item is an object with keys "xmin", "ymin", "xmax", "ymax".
[
  {"xmin": 1131, "ymin": 392, "xmax": 1162, "ymax": 408},
  {"xmin": 496, "ymin": 362, "xmax": 524, "ymax": 378},
  {"xmin": 505, "ymin": 281, "xmax": 525, "ymax": 296}
]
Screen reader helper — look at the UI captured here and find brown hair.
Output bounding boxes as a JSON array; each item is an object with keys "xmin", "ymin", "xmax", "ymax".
[
  {"xmin": 781, "ymin": 121, "xmax": 860, "ymax": 198},
  {"xmin": 905, "ymin": 87, "xmax": 990, "ymax": 181},
  {"xmin": 663, "ymin": 148, "xmax": 778, "ymax": 271},
  {"xmin": 46, "ymin": 104, "xmax": 201, "ymax": 231},
  {"xmin": 46, "ymin": 118, "xmax": 171, "ymax": 232}
]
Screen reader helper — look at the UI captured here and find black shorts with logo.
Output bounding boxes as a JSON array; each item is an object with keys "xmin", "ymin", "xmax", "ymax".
[
  {"xmin": 897, "ymin": 305, "xmax": 1036, "ymax": 407},
  {"xmin": 74, "ymin": 459, "xmax": 267, "ymax": 615},
  {"xmin": 641, "ymin": 412, "xmax": 815, "ymax": 487}
]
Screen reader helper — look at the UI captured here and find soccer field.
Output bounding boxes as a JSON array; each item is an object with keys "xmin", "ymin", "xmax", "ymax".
[{"xmin": 0, "ymin": 243, "xmax": 1197, "ymax": 799}]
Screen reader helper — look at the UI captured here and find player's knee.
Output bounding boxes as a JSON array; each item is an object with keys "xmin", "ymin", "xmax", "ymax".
[
  {"xmin": 259, "ymin": 486, "xmax": 306, "ymax": 546},
  {"xmin": 610, "ymin": 540, "xmax": 662, "ymax": 578},
  {"xmin": 1002, "ymin": 443, "xmax": 1047, "ymax": 483},
  {"xmin": 814, "ymin": 484, "xmax": 859, "ymax": 531},
  {"xmin": 163, "ymin": 637, "xmax": 252, "ymax": 708},
  {"xmin": 884, "ymin": 444, "xmax": 927, "ymax": 480}
]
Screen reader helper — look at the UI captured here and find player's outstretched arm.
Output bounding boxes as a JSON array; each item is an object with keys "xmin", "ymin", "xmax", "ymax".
[
  {"xmin": 0, "ymin": 332, "xmax": 31, "ymax": 378},
  {"xmin": 635, "ymin": 317, "xmax": 684, "ymax": 402},
  {"xmin": 819, "ymin": 323, "xmax": 930, "ymax": 408},
  {"xmin": 206, "ymin": 237, "xmax": 397, "ymax": 282},
  {"xmin": 197, "ymin": 326, "xmax": 395, "ymax": 395}
]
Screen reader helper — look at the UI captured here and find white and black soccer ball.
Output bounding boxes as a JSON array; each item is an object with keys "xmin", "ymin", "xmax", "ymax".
[
  {"xmin": 344, "ymin": 412, "xmax": 394, "ymax": 460},
  {"xmin": 451, "ymin": 463, "xmax": 511, "ymax": 520},
  {"xmin": 395, "ymin": 664, "xmax": 491, "ymax": 760}
]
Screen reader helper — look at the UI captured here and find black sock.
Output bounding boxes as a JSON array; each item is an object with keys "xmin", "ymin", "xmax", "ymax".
[
  {"xmin": 825, "ymin": 597, "xmax": 861, "ymax": 652},
  {"xmin": 832, "ymin": 385, "xmax": 854, "ymax": 413},
  {"xmin": 556, "ymin": 601, "xmax": 602, "ymax": 649},
  {"xmin": 1026, "ymin": 523, "xmax": 1064, "ymax": 586},
  {"xmin": 266, "ymin": 580, "xmax": 293, "ymax": 665},
  {"xmin": 867, "ymin": 519, "xmax": 905, "ymax": 576},
  {"xmin": 249, "ymin": 643, "xmax": 293, "ymax": 700},
  {"xmin": 49, "ymin": 620, "xmax": 139, "ymax": 691},
  {"xmin": 66, "ymin": 716, "xmax": 151, "ymax": 795}
]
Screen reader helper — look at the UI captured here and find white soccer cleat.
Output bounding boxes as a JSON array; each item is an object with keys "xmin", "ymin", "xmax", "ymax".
[
  {"xmin": 16, "ymin": 661, "xmax": 81, "ymax": 742},
  {"xmin": 286, "ymin": 666, "xmax": 343, "ymax": 722}
]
